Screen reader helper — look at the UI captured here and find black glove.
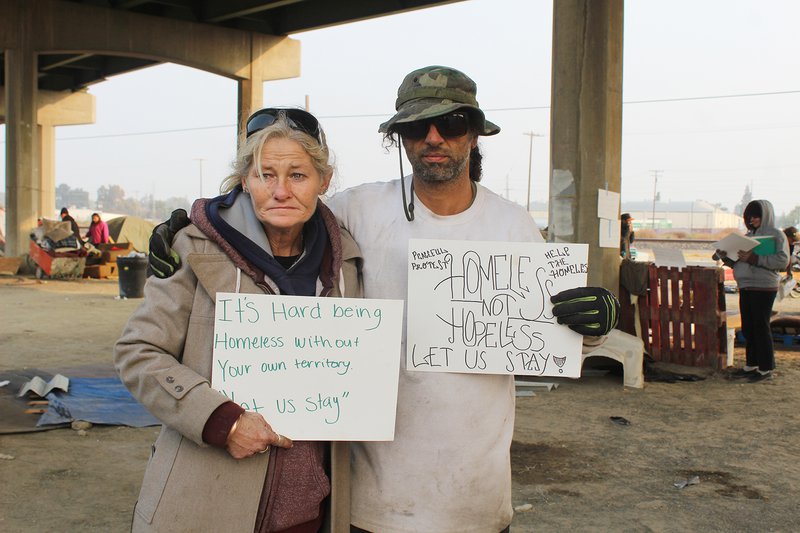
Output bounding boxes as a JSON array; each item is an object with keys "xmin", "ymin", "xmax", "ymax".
[
  {"xmin": 550, "ymin": 287, "xmax": 620, "ymax": 336},
  {"xmin": 148, "ymin": 209, "xmax": 190, "ymax": 278}
]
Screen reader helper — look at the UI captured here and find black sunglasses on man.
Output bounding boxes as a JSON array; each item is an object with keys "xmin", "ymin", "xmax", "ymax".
[{"xmin": 393, "ymin": 111, "xmax": 472, "ymax": 140}]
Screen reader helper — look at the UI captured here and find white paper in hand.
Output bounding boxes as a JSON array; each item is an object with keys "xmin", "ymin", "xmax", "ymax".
[{"xmin": 713, "ymin": 233, "xmax": 759, "ymax": 259}]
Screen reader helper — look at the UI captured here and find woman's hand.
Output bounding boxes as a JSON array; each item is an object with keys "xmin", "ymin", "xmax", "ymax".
[
  {"xmin": 225, "ymin": 411, "xmax": 293, "ymax": 459},
  {"xmin": 714, "ymin": 249, "xmax": 736, "ymax": 267}
]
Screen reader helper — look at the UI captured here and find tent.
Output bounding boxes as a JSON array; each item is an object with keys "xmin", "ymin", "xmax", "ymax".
[{"xmin": 106, "ymin": 216, "xmax": 156, "ymax": 253}]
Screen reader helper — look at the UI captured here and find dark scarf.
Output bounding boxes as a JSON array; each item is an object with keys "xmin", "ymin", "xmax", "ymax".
[{"xmin": 205, "ymin": 187, "xmax": 328, "ymax": 296}]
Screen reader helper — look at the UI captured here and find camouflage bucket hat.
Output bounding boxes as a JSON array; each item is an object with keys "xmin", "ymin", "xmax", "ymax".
[{"xmin": 379, "ymin": 65, "xmax": 500, "ymax": 136}]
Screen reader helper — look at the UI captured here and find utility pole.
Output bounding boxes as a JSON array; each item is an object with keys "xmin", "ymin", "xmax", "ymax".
[
  {"xmin": 523, "ymin": 132, "xmax": 543, "ymax": 212},
  {"xmin": 650, "ymin": 169, "xmax": 662, "ymax": 229},
  {"xmin": 195, "ymin": 158, "xmax": 205, "ymax": 199}
]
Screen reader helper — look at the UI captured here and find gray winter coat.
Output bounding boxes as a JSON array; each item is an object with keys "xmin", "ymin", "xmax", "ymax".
[
  {"xmin": 115, "ymin": 201, "xmax": 362, "ymax": 532},
  {"xmin": 732, "ymin": 199, "xmax": 790, "ymax": 289}
]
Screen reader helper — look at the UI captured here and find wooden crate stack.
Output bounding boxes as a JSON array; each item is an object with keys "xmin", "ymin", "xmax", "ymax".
[{"xmin": 83, "ymin": 242, "xmax": 134, "ymax": 279}]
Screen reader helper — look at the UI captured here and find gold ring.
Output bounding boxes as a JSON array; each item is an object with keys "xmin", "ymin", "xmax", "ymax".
[{"xmin": 258, "ymin": 446, "xmax": 269, "ymax": 454}]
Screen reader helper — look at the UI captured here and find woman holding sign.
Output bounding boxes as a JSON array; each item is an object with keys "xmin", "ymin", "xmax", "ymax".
[
  {"xmin": 115, "ymin": 109, "xmax": 362, "ymax": 532},
  {"xmin": 715, "ymin": 200, "xmax": 789, "ymax": 383}
]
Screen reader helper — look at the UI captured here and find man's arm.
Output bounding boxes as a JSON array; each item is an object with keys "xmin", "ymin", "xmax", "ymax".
[{"xmin": 148, "ymin": 209, "xmax": 191, "ymax": 278}]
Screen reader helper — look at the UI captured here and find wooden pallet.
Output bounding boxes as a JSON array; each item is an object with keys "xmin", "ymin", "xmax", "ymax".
[{"xmin": 620, "ymin": 264, "xmax": 727, "ymax": 369}]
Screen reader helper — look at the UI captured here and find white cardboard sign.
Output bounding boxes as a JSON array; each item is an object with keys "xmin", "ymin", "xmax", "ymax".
[
  {"xmin": 211, "ymin": 293, "xmax": 404, "ymax": 441},
  {"xmin": 407, "ymin": 239, "xmax": 589, "ymax": 377},
  {"xmin": 597, "ymin": 189, "xmax": 620, "ymax": 220},
  {"xmin": 598, "ymin": 218, "xmax": 621, "ymax": 249}
]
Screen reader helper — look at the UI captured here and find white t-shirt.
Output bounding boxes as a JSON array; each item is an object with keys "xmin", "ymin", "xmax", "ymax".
[{"xmin": 327, "ymin": 178, "xmax": 543, "ymax": 533}]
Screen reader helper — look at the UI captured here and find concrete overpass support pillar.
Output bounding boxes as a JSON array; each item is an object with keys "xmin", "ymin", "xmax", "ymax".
[
  {"xmin": 549, "ymin": 0, "xmax": 624, "ymax": 294},
  {"xmin": 39, "ymin": 124, "xmax": 56, "ymax": 217},
  {"xmin": 237, "ymin": 35, "xmax": 266, "ymax": 144},
  {"xmin": 4, "ymin": 45, "xmax": 40, "ymax": 257}
]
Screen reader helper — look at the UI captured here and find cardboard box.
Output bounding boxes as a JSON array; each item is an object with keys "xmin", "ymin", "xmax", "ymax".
[
  {"xmin": 97, "ymin": 242, "xmax": 134, "ymax": 264},
  {"xmin": 83, "ymin": 263, "xmax": 118, "ymax": 279},
  {"xmin": 0, "ymin": 257, "xmax": 23, "ymax": 274}
]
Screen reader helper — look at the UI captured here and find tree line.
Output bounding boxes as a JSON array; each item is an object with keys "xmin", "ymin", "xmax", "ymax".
[{"xmin": 56, "ymin": 184, "xmax": 190, "ymax": 221}]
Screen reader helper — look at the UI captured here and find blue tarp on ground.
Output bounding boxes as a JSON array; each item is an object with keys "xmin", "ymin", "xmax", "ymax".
[{"xmin": 38, "ymin": 377, "xmax": 159, "ymax": 427}]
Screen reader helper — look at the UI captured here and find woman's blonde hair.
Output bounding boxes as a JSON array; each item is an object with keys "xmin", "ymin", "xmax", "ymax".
[{"xmin": 220, "ymin": 112, "xmax": 333, "ymax": 194}]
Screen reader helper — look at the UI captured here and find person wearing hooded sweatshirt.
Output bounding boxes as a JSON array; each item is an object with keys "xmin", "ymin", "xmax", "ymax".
[{"xmin": 716, "ymin": 200, "xmax": 789, "ymax": 382}]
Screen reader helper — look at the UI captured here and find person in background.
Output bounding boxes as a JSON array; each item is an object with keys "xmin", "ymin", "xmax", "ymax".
[
  {"xmin": 783, "ymin": 226, "xmax": 798, "ymax": 277},
  {"xmin": 620, "ymin": 212, "xmax": 635, "ymax": 258},
  {"xmin": 716, "ymin": 200, "xmax": 789, "ymax": 383},
  {"xmin": 85, "ymin": 213, "xmax": 110, "ymax": 245},
  {"xmin": 116, "ymin": 109, "xmax": 361, "ymax": 532},
  {"xmin": 60, "ymin": 207, "xmax": 82, "ymax": 241}
]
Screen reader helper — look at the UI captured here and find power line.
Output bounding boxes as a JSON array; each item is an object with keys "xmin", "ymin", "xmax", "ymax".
[
  {"xmin": 55, "ymin": 124, "xmax": 234, "ymax": 141},
  {"xmin": 623, "ymin": 89, "xmax": 800, "ymax": 105},
  {"xmin": 38, "ymin": 88, "xmax": 800, "ymax": 142}
]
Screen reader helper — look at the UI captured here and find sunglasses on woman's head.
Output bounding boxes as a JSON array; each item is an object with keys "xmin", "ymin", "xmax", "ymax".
[
  {"xmin": 246, "ymin": 108, "xmax": 322, "ymax": 144},
  {"xmin": 394, "ymin": 111, "xmax": 472, "ymax": 140}
]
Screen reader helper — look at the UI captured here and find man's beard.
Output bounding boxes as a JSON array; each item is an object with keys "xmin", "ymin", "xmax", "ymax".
[{"xmin": 407, "ymin": 149, "xmax": 470, "ymax": 184}]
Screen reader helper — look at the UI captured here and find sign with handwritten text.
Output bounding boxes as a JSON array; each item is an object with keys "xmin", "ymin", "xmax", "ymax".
[
  {"xmin": 212, "ymin": 293, "xmax": 404, "ymax": 440},
  {"xmin": 407, "ymin": 239, "xmax": 589, "ymax": 377}
]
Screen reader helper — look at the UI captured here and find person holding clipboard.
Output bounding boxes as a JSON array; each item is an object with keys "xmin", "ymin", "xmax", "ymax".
[{"xmin": 714, "ymin": 200, "xmax": 789, "ymax": 382}]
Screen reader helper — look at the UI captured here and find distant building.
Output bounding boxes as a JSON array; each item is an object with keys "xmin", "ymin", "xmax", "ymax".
[
  {"xmin": 622, "ymin": 200, "xmax": 741, "ymax": 232},
  {"xmin": 525, "ymin": 199, "xmax": 741, "ymax": 232}
]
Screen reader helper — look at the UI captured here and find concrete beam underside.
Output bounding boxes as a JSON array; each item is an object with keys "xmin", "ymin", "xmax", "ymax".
[
  {"xmin": 549, "ymin": 0, "xmax": 624, "ymax": 294},
  {"xmin": 2, "ymin": 0, "xmax": 300, "ymax": 256}
]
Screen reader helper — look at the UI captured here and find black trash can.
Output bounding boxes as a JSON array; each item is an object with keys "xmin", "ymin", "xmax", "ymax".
[{"xmin": 117, "ymin": 255, "xmax": 148, "ymax": 298}]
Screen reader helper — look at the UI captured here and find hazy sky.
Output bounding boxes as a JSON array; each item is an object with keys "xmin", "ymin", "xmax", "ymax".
[{"xmin": 2, "ymin": 0, "xmax": 799, "ymax": 217}]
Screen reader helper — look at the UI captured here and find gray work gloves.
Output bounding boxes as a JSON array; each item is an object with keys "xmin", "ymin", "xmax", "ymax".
[
  {"xmin": 148, "ymin": 209, "xmax": 190, "ymax": 278},
  {"xmin": 550, "ymin": 287, "xmax": 620, "ymax": 337}
]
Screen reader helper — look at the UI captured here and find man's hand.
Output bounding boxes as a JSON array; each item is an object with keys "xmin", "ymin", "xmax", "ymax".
[
  {"xmin": 148, "ymin": 209, "xmax": 190, "ymax": 278},
  {"xmin": 550, "ymin": 287, "xmax": 620, "ymax": 336}
]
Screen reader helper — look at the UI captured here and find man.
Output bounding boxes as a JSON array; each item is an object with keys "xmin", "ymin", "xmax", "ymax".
[
  {"xmin": 327, "ymin": 65, "xmax": 618, "ymax": 533},
  {"xmin": 620, "ymin": 213, "xmax": 635, "ymax": 258},
  {"xmin": 149, "ymin": 66, "xmax": 619, "ymax": 532},
  {"xmin": 60, "ymin": 207, "xmax": 82, "ymax": 242},
  {"xmin": 783, "ymin": 226, "xmax": 798, "ymax": 277}
]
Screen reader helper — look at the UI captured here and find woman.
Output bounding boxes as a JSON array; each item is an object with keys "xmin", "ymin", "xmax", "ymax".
[
  {"xmin": 115, "ymin": 109, "xmax": 362, "ymax": 532},
  {"xmin": 85, "ymin": 212, "xmax": 110, "ymax": 245},
  {"xmin": 717, "ymin": 200, "xmax": 789, "ymax": 382}
]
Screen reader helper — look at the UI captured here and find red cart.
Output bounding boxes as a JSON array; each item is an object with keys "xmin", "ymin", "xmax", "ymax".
[{"xmin": 29, "ymin": 240, "xmax": 87, "ymax": 279}]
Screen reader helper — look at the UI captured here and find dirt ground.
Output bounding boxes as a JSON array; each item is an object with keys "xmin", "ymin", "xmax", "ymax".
[{"xmin": 1, "ymin": 275, "xmax": 799, "ymax": 532}]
